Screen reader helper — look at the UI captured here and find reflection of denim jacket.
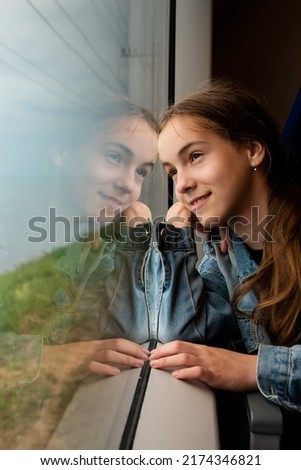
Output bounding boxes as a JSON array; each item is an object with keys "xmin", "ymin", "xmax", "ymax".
[
  {"xmin": 0, "ymin": 240, "xmax": 113, "ymax": 383},
  {"xmin": 0, "ymin": 225, "xmax": 147, "ymax": 384},
  {"xmin": 158, "ymin": 225, "xmax": 301, "ymax": 412},
  {"xmin": 0, "ymin": 223, "xmax": 165, "ymax": 383}
]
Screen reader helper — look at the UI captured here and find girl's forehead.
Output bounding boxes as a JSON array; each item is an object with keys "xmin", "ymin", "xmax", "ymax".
[
  {"xmin": 102, "ymin": 116, "xmax": 158, "ymax": 161},
  {"xmin": 162, "ymin": 115, "xmax": 215, "ymax": 133},
  {"xmin": 159, "ymin": 116, "xmax": 212, "ymax": 146},
  {"xmin": 99, "ymin": 116, "xmax": 156, "ymax": 139}
]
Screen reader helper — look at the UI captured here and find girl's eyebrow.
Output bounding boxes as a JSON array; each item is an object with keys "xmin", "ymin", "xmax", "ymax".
[
  {"xmin": 105, "ymin": 142, "xmax": 133, "ymax": 157},
  {"xmin": 162, "ymin": 162, "xmax": 172, "ymax": 170},
  {"xmin": 143, "ymin": 162, "xmax": 155, "ymax": 170},
  {"xmin": 178, "ymin": 141, "xmax": 207, "ymax": 156},
  {"xmin": 161, "ymin": 140, "xmax": 207, "ymax": 168}
]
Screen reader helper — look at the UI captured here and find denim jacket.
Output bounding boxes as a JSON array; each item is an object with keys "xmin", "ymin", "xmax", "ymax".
[
  {"xmin": 158, "ymin": 225, "xmax": 301, "ymax": 412},
  {"xmin": 156, "ymin": 224, "xmax": 240, "ymax": 344}
]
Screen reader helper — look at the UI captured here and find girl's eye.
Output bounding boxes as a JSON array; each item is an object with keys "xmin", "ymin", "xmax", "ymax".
[
  {"xmin": 191, "ymin": 152, "xmax": 203, "ymax": 162},
  {"xmin": 136, "ymin": 167, "xmax": 147, "ymax": 178},
  {"xmin": 106, "ymin": 152, "xmax": 122, "ymax": 164},
  {"xmin": 168, "ymin": 168, "xmax": 177, "ymax": 178}
]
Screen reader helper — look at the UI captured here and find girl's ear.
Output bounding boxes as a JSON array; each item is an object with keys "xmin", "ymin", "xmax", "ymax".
[
  {"xmin": 51, "ymin": 145, "xmax": 66, "ymax": 170},
  {"xmin": 247, "ymin": 140, "xmax": 266, "ymax": 169}
]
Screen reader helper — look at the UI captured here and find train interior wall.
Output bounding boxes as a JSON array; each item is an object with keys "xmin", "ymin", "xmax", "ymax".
[{"xmin": 212, "ymin": 0, "xmax": 301, "ymax": 127}]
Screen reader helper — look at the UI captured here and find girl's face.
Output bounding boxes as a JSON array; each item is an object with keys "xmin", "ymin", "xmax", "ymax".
[
  {"xmin": 62, "ymin": 116, "xmax": 158, "ymax": 220},
  {"xmin": 158, "ymin": 117, "xmax": 266, "ymax": 229}
]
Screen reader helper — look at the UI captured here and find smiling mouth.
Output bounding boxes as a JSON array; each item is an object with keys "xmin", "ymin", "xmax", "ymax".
[
  {"xmin": 189, "ymin": 193, "xmax": 211, "ymax": 207},
  {"xmin": 98, "ymin": 191, "xmax": 125, "ymax": 207}
]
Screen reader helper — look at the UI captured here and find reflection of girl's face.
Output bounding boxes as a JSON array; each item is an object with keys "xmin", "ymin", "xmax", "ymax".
[{"xmin": 63, "ymin": 117, "xmax": 158, "ymax": 219}]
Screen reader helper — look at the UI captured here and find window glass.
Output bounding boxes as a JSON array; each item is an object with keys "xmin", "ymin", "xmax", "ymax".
[{"xmin": 0, "ymin": 0, "xmax": 169, "ymax": 449}]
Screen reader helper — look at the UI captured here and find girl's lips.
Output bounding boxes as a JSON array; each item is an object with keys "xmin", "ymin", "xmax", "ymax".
[
  {"xmin": 189, "ymin": 193, "xmax": 211, "ymax": 210},
  {"xmin": 98, "ymin": 192, "xmax": 126, "ymax": 213},
  {"xmin": 98, "ymin": 191, "xmax": 125, "ymax": 208}
]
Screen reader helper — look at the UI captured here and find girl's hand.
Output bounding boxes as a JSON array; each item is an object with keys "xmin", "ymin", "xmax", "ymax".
[
  {"xmin": 122, "ymin": 201, "xmax": 152, "ymax": 226},
  {"xmin": 43, "ymin": 338, "xmax": 149, "ymax": 382},
  {"xmin": 166, "ymin": 202, "xmax": 197, "ymax": 228},
  {"xmin": 149, "ymin": 340, "xmax": 258, "ymax": 392},
  {"xmin": 166, "ymin": 202, "xmax": 231, "ymax": 254}
]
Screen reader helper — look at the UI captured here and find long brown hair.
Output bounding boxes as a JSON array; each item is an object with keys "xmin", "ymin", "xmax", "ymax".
[{"xmin": 159, "ymin": 78, "xmax": 301, "ymax": 346}]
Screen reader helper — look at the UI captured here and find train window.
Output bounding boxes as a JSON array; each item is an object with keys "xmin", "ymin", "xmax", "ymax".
[
  {"xmin": 0, "ymin": 0, "xmax": 169, "ymax": 273},
  {"xmin": 0, "ymin": 0, "xmax": 170, "ymax": 450}
]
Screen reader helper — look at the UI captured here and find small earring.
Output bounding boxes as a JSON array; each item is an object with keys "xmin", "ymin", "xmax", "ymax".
[{"xmin": 253, "ymin": 167, "xmax": 257, "ymax": 171}]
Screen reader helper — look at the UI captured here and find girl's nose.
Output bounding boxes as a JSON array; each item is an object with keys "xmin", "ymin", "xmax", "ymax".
[
  {"xmin": 114, "ymin": 169, "xmax": 139, "ymax": 195},
  {"xmin": 175, "ymin": 170, "xmax": 196, "ymax": 194}
]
